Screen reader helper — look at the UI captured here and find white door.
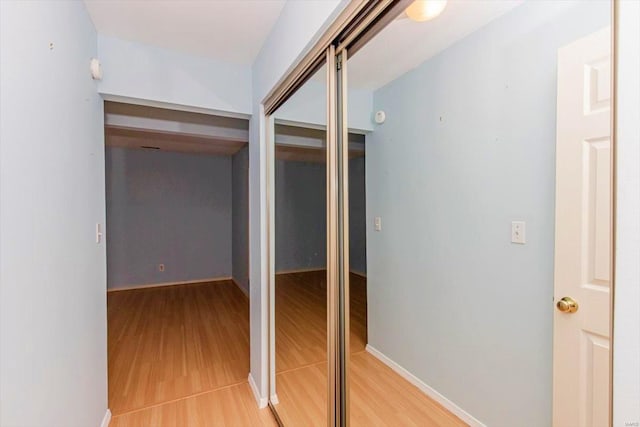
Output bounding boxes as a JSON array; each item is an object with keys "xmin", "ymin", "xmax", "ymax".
[{"xmin": 553, "ymin": 27, "xmax": 612, "ymax": 427}]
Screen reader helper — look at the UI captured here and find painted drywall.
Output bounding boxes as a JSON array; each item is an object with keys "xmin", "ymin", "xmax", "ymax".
[
  {"xmin": 274, "ymin": 157, "xmax": 366, "ymax": 274},
  {"xmin": 349, "ymin": 156, "xmax": 367, "ymax": 275},
  {"xmin": 97, "ymin": 35, "xmax": 252, "ymax": 115},
  {"xmin": 365, "ymin": 2, "xmax": 610, "ymax": 426},
  {"xmin": 232, "ymin": 147, "xmax": 250, "ymax": 294},
  {"xmin": 0, "ymin": 1, "xmax": 108, "ymax": 426},
  {"xmin": 614, "ymin": 1, "xmax": 640, "ymax": 425},
  {"xmin": 274, "ymin": 79, "xmax": 374, "ymax": 132},
  {"xmin": 251, "ymin": 1, "xmax": 346, "ymax": 105},
  {"xmin": 275, "ymin": 160, "xmax": 327, "ymax": 272},
  {"xmin": 249, "ymin": 0, "xmax": 348, "ymax": 401},
  {"xmin": 106, "ymin": 147, "xmax": 232, "ymax": 289}
]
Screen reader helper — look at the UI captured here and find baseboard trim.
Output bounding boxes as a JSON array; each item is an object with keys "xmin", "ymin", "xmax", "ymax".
[
  {"xmin": 248, "ymin": 373, "xmax": 268, "ymax": 408},
  {"xmin": 275, "ymin": 268, "xmax": 367, "ymax": 278},
  {"xmin": 270, "ymin": 393, "xmax": 279, "ymax": 405},
  {"xmin": 350, "ymin": 270, "xmax": 367, "ymax": 278},
  {"xmin": 365, "ymin": 345, "xmax": 485, "ymax": 427},
  {"xmin": 275, "ymin": 267, "xmax": 325, "ymax": 275},
  {"xmin": 107, "ymin": 276, "xmax": 232, "ymax": 292},
  {"xmin": 100, "ymin": 409, "xmax": 112, "ymax": 427},
  {"xmin": 232, "ymin": 277, "xmax": 249, "ymax": 298}
]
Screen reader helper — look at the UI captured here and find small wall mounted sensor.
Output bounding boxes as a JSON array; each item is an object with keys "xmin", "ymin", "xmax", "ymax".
[{"xmin": 90, "ymin": 58, "xmax": 102, "ymax": 80}]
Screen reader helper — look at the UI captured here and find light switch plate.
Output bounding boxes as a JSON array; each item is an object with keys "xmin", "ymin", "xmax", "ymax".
[
  {"xmin": 96, "ymin": 223, "xmax": 102, "ymax": 244},
  {"xmin": 511, "ymin": 221, "xmax": 526, "ymax": 244},
  {"xmin": 374, "ymin": 217, "xmax": 382, "ymax": 232}
]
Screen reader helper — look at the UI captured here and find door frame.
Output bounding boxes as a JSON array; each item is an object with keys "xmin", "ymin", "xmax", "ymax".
[{"xmin": 101, "ymin": 94, "xmax": 253, "ymax": 411}]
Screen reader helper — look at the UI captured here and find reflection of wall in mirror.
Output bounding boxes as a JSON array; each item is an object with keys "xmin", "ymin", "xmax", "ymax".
[
  {"xmin": 274, "ymin": 157, "xmax": 367, "ymax": 274},
  {"xmin": 365, "ymin": 1, "xmax": 610, "ymax": 426}
]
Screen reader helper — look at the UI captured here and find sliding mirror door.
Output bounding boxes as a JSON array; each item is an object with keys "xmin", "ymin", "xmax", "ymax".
[
  {"xmin": 340, "ymin": 1, "xmax": 613, "ymax": 426},
  {"xmin": 268, "ymin": 61, "xmax": 331, "ymax": 426}
]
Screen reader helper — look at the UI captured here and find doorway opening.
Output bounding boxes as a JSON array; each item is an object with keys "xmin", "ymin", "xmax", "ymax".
[{"xmin": 103, "ymin": 101, "xmax": 253, "ymax": 421}]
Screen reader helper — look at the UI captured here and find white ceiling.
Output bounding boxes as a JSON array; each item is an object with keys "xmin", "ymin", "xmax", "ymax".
[
  {"xmin": 348, "ymin": 0, "xmax": 523, "ymax": 90},
  {"xmin": 85, "ymin": 0, "xmax": 522, "ymax": 91},
  {"xmin": 84, "ymin": 0, "xmax": 286, "ymax": 65}
]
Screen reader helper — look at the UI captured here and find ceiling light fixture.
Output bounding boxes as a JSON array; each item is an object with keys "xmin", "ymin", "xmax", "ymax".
[{"xmin": 405, "ymin": 0, "xmax": 448, "ymax": 22}]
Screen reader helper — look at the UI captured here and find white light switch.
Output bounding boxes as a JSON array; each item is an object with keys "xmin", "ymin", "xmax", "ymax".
[
  {"xmin": 374, "ymin": 216, "xmax": 382, "ymax": 232},
  {"xmin": 511, "ymin": 221, "xmax": 526, "ymax": 244},
  {"xmin": 96, "ymin": 223, "xmax": 103, "ymax": 244}
]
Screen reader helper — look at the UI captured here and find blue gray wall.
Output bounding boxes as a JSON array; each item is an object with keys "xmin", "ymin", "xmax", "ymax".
[
  {"xmin": 349, "ymin": 157, "xmax": 367, "ymax": 275},
  {"xmin": 106, "ymin": 147, "xmax": 232, "ymax": 289},
  {"xmin": 275, "ymin": 157, "xmax": 366, "ymax": 274},
  {"xmin": 365, "ymin": 2, "xmax": 610, "ymax": 426},
  {"xmin": 275, "ymin": 160, "xmax": 327, "ymax": 272},
  {"xmin": 98, "ymin": 35, "xmax": 252, "ymax": 115},
  {"xmin": 0, "ymin": 1, "xmax": 108, "ymax": 425},
  {"xmin": 232, "ymin": 147, "xmax": 250, "ymax": 294}
]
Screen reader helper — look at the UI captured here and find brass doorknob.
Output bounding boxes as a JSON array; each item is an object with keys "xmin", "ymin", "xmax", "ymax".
[{"xmin": 557, "ymin": 297, "xmax": 579, "ymax": 313}]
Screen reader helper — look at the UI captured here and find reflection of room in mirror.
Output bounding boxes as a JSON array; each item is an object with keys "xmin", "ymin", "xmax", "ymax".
[
  {"xmin": 342, "ymin": 1, "xmax": 612, "ymax": 426},
  {"xmin": 270, "ymin": 66, "xmax": 331, "ymax": 426}
]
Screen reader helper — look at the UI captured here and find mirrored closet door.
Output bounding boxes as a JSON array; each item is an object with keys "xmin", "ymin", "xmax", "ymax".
[
  {"xmin": 267, "ymin": 52, "xmax": 332, "ymax": 427},
  {"xmin": 267, "ymin": 0, "xmax": 614, "ymax": 425},
  {"xmin": 338, "ymin": 1, "xmax": 613, "ymax": 426}
]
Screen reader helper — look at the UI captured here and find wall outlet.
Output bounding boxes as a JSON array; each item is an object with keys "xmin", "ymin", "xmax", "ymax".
[
  {"xmin": 511, "ymin": 221, "xmax": 526, "ymax": 244},
  {"xmin": 374, "ymin": 216, "xmax": 382, "ymax": 232},
  {"xmin": 158, "ymin": 264, "xmax": 165, "ymax": 272}
]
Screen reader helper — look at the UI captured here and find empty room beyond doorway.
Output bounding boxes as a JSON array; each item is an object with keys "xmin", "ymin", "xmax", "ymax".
[{"xmin": 103, "ymin": 102, "xmax": 270, "ymax": 425}]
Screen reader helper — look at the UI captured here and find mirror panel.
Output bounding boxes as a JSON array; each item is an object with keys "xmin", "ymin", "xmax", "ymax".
[
  {"xmin": 342, "ymin": 1, "xmax": 612, "ymax": 425},
  {"xmin": 269, "ymin": 64, "xmax": 329, "ymax": 426}
]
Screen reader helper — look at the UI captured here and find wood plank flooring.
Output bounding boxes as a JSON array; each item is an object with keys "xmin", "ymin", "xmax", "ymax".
[
  {"xmin": 107, "ymin": 280, "xmax": 251, "ymax": 416},
  {"xmin": 275, "ymin": 271, "xmax": 367, "ymax": 373},
  {"xmin": 273, "ymin": 271, "xmax": 466, "ymax": 426},
  {"xmin": 109, "ymin": 382, "xmax": 276, "ymax": 427},
  {"xmin": 108, "ymin": 272, "xmax": 465, "ymax": 426},
  {"xmin": 274, "ymin": 352, "xmax": 467, "ymax": 427}
]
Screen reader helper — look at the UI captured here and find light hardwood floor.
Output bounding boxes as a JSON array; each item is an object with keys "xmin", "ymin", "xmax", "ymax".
[
  {"xmin": 109, "ymin": 382, "xmax": 276, "ymax": 427},
  {"xmin": 107, "ymin": 280, "xmax": 270, "ymax": 425},
  {"xmin": 273, "ymin": 271, "xmax": 467, "ymax": 426},
  {"xmin": 275, "ymin": 270, "xmax": 367, "ymax": 373},
  {"xmin": 108, "ymin": 273, "xmax": 465, "ymax": 426}
]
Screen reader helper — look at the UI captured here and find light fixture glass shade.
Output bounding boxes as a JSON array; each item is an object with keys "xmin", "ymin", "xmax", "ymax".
[{"xmin": 405, "ymin": 0, "xmax": 448, "ymax": 22}]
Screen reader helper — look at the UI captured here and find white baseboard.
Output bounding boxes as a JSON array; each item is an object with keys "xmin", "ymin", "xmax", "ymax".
[
  {"xmin": 270, "ymin": 393, "xmax": 279, "ymax": 405},
  {"xmin": 275, "ymin": 268, "xmax": 367, "ymax": 278},
  {"xmin": 107, "ymin": 276, "xmax": 232, "ymax": 292},
  {"xmin": 275, "ymin": 267, "xmax": 325, "ymax": 275},
  {"xmin": 232, "ymin": 277, "xmax": 249, "ymax": 298},
  {"xmin": 100, "ymin": 409, "xmax": 111, "ymax": 427},
  {"xmin": 248, "ymin": 373, "xmax": 268, "ymax": 408},
  {"xmin": 365, "ymin": 345, "xmax": 485, "ymax": 427}
]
